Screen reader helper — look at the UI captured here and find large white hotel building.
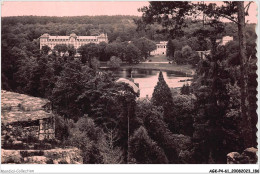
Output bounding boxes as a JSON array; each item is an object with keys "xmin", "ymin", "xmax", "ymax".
[{"xmin": 40, "ymin": 33, "xmax": 108, "ymax": 50}]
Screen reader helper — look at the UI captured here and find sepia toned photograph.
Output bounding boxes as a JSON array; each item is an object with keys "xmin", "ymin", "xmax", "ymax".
[{"xmin": 0, "ymin": 0, "xmax": 258, "ymax": 170}]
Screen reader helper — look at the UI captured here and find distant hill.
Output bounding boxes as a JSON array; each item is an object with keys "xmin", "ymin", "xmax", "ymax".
[
  {"xmin": 1, "ymin": 15, "xmax": 139, "ymax": 25},
  {"xmin": 1, "ymin": 15, "xmax": 140, "ymax": 42}
]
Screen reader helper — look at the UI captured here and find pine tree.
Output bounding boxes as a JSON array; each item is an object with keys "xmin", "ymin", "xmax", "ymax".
[
  {"xmin": 152, "ymin": 71, "xmax": 174, "ymax": 128},
  {"xmin": 129, "ymin": 126, "xmax": 168, "ymax": 164}
]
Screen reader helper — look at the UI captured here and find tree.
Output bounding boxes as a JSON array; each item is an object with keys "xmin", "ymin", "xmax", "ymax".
[
  {"xmin": 181, "ymin": 84, "xmax": 191, "ymax": 95},
  {"xmin": 129, "ymin": 126, "xmax": 168, "ymax": 164},
  {"xmin": 152, "ymin": 71, "xmax": 174, "ymax": 125},
  {"xmin": 78, "ymin": 43, "xmax": 100, "ymax": 67},
  {"xmin": 139, "ymin": 2, "xmax": 193, "ymax": 38},
  {"xmin": 41, "ymin": 45, "xmax": 51, "ymax": 55},
  {"xmin": 199, "ymin": 0, "xmax": 256, "ymax": 149},
  {"xmin": 174, "ymin": 50, "xmax": 183, "ymax": 64},
  {"xmin": 182, "ymin": 45, "xmax": 193, "ymax": 60},
  {"xmin": 135, "ymin": 100, "xmax": 179, "ymax": 163},
  {"xmin": 51, "ymin": 60, "xmax": 94, "ymax": 120},
  {"xmin": 132, "ymin": 37, "xmax": 156, "ymax": 59},
  {"xmin": 105, "ymin": 42, "xmax": 126, "ymax": 61},
  {"xmin": 98, "ymin": 42, "xmax": 109, "ymax": 61},
  {"xmin": 102, "ymin": 126, "xmax": 124, "ymax": 164},
  {"xmin": 54, "ymin": 44, "xmax": 68, "ymax": 56},
  {"xmin": 125, "ymin": 43, "xmax": 142, "ymax": 64},
  {"xmin": 67, "ymin": 44, "xmax": 76, "ymax": 57},
  {"xmin": 181, "ymin": 45, "xmax": 200, "ymax": 66},
  {"xmin": 107, "ymin": 56, "xmax": 122, "ymax": 69},
  {"xmin": 166, "ymin": 39, "xmax": 175, "ymax": 59},
  {"xmin": 236, "ymin": 2, "xmax": 252, "ymax": 148},
  {"xmin": 68, "ymin": 115, "xmax": 106, "ymax": 163},
  {"xmin": 171, "ymin": 94, "xmax": 195, "ymax": 136}
]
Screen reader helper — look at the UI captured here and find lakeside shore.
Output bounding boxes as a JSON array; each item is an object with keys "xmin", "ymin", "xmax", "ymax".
[{"xmin": 120, "ymin": 63, "xmax": 195, "ymax": 76}]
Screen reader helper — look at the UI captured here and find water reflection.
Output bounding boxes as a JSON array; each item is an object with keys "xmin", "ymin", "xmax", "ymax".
[{"xmin": 112, "ymin": 69, "xmax": 192, "ymax": 98}]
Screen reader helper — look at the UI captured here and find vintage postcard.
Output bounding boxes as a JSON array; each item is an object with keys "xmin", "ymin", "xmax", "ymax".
[{"xmin": 1, "ymin": 0, "xmax": 259, "ymax": 173}]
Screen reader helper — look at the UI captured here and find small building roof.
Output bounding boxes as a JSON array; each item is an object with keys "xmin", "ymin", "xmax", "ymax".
[
  {"xmin": 1, "ymin": 90, "xmax": 52, "ymax": 124},
  {"xmin": 116, "ymin": 78, "xmax": 139, "ymax": 94}
]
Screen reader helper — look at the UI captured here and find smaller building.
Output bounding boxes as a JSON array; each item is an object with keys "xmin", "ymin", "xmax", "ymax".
[
  {"xmin": 196, "ymin": 50, "xmax": 211, "ymax": 60},
  {"xmin": 151, "ymin": 41, "xmax": 167, "ymax": 55},
  {"xmin": 217, "ymin": 36, "xmax": 234, "ymax": 46}
]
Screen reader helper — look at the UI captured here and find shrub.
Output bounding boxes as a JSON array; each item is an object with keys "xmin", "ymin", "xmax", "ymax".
[{"xmin": 107, "ymin": 56, "xmax": 122, "ymax": 69}]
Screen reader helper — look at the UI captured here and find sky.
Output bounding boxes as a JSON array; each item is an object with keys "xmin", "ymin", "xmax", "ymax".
[
  {"xmin": 1, "ymin": 1, "xmax": 149, "ymax": 17},
  {"xmin": 1, "ymin": 1, "xmax": 258, "ymax": 23}
]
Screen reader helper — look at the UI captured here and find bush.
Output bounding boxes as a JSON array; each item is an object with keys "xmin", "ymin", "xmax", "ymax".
[
  {"xmin": 90, "ymin": 57, "xmax": 100, "ymax": 70},
  {"xmin": 55, "ymin": 115, "xmax": 74, "ymax": 143},
  {"xmin": 107, "ymin": 56, "xmax": 122, "ymax": 69},
  {"xmin": 67, "ymin": 115, "xmax": 105, "ymax": 164},
  {"xmin": 129, "ymin": 126, "xmax": 168, "ymax": 164}
]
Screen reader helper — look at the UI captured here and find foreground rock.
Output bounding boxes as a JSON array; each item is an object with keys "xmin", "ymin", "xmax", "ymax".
[
  {"xmin": 1, "ymin": 147, "xmax": 83, "ymax": 164},
  {"xmin": 227, "ymin": 147, "xmax": 258, "ymax": 164}
]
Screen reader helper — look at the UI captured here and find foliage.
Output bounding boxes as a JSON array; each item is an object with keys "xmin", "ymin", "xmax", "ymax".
[
  {"xmin": 67, "ymin": 115, "xmax": 105, "ymax": 163},
  {"xmin": 54, "ymin": 44, "xmax": 68, "ymax": 56},
  {"xmin": 166, "ymin": 39, "xmax": 175, "ymax": 59},
  {"xmin": 132, "ymin": 37, "xmax": 156, "ymax": 59},
  {"xmin": 54, "ymin": 115, "xmax": 74, "ymax": 143},
  {"xmin": 107, "ymin": 56, "xmax": 122, "ymax": 69},
  {"xmin": 78, "ymin": 43, "xmax": 100, "ymax": 66},
  {"xmin": 125, "ymin": 43, "xmax": 142, "ymax": 64},
  {"xmin": 67, "ymin": 44, "xmax": 76, "ymax": 56},
  {"xmin": 139, "ymin": 1, "xmax": 193, "ymax": 38},
  {"xmin": 171, "ymin": 94, "xmax": 195, "ymax": 136},
  {"xmin": 152, "ymin": 71, "xmax": 174, "ymax": 121},
  {"xmin": 41, "ymin": 45, "xmax": 51, "ymax": 55},
  {"xmin": 135, "ymin": 100, "xmax": 179, "ymax": 163},
  {"xmin": 51, "ymin": 60, "xmax": 94, "ymax": 120},
  {"xmin": 180, "ymin": 84, "xmax": 191, "ymax": 95},
  {"xmin": 129, "ymin": 126, "xmax": 168, "ymax": 164},
  {"xmin": 173, "ymin": 45, "xmax": 200, "ymax": 66},
  {"xmin": 105, "ymin": 42, "xmax": 126, "ymax": 61}
]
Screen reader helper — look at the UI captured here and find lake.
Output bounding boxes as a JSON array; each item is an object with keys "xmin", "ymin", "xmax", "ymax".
[{"xmin": 112, "ymin": 68, "xmax": 192, "ymax": 98}]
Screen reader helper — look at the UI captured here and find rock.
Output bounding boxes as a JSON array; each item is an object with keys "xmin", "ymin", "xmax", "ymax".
[
  {"xmin": 44, "ymin": 148, "xmax": 83, "ymax": 164},
  {"xmin": 53, "ymin": 160, "xmax": 59, "ymax": 164},
  {"xmin": 242, "ymin": 147, "xmax": 258, "ymax": 164},
  {"xmin": 1, "ymin": 149, "xmax": 22, "ymax": 164},
  {"xmin": 227, "ymin": 147, "xmax": 258, "ymax": 164},
  {"xmin": 24, "ymin": 156, "xmax": 48, "ymax": 164},
  {"xmin": 1, "ymin": 147, "xmax": 83, "ymax": 164},
  {"xmin": 227, "ymin": 152, "xmax": 241, "ymax": 164}
]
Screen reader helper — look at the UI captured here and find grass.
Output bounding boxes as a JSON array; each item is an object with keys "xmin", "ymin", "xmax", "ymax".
[{"xmin": 148, "ymin": 55, "xmax": 169, "ymax": 62}]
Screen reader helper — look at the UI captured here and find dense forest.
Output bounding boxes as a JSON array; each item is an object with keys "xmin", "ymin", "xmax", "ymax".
[{"xmin": 1, "ymin": 1, "xmax": 258, "ymax": 164}]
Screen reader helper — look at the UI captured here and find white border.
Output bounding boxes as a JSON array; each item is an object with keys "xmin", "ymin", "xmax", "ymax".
[
  {"xmin": 0, "ymin": 0, "xmax": 259, "ymax": 173},
  {"xmin": 1, "ymin": 164, "xmax": 260, "ymax": 173}
]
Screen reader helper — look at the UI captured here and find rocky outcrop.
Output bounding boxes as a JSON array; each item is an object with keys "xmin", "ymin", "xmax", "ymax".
[
  {"xmin": 227, "ymin": 147, "xmax": 258, "ymax": 164},
  {"xmin": 1, "ymin": 147, "xmax": 83, "ymax": 164},
  {"xmin": 1, "ymin": 90, "xmax": 55, "ymax": 149},
  {"xmin": 1, "ymin": 149, "xmax": 23, "ymax": 164},
  {"xmin": 44, "ymin": 148, "xmax": 83, "ymax": 164}
]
